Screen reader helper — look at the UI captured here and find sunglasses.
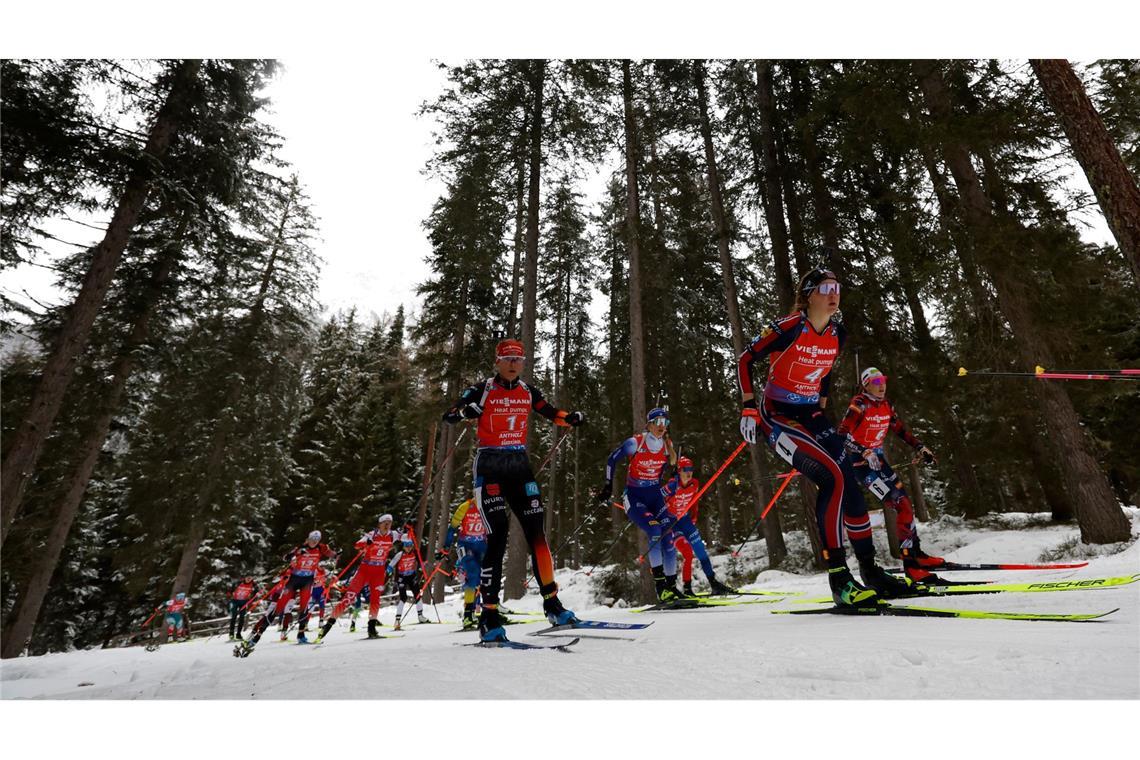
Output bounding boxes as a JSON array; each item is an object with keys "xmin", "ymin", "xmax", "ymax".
[
  {"xmin": 649, "ymin": 418, "xmax": 670, "ymax": 427},
  {"xmin": 867, "ymin": 377, "xmax": 887, "ymax": 386},
  {"xmin": 680, "ymin": 467, "xmax": 694, "ymax": 472},
  {"xmin": 497, "ymin": 356, "xmax": 525, "ymax": 363},
  {"xmin": 816, "ymin": 282, "xmax": 841, "ymax": 295}
]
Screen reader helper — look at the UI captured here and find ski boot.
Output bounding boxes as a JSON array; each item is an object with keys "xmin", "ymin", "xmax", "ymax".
[
  {"xmin": 349, "ymin": 620, "xmax": 356, "ymax": 633},
  {"xmin": 278, "ymin": 630, "xmax": 288, "ymax": 642},
  {"xmin": 542, "ymin": 595, "xmax": 579, "ymax": 626},
  {"xmin": 902, "ymin": 544, "xmax": 948, "ymax": 585},
  {"xmin": 367, "ymin": 619, "xmax": 381, "ymax": 639},
  {"xmin": 233, "ymin": 629, "xmax": 263, "ymax": 658},
  {"xmin": 296, "ymin": 631, "xmax": 309, "ymax": 645},
  {"xmin": 393, "ymin": 615, "xmax": 403, "ymax": 632},
  {"xmin": 315, "ymin": 616, "xmax": 336, "ymax": 644},
  {"xmin": 417, "ymin": 611, "xmax": 431, "ymax": 624},
  {"xmin": 707, "ymin": 577, "xmax": 737, "ymax": 596},
  {"xmin": 654, "ymin": 574, "xmax": 683, "ymax": 602},
  {"xmin": 858, "ymin": 556, "xmax": 922, "ymax": 598},
  {"xmin": 478, "ymin": 607, "xmax": 509, "ymax": 642},
  {"xmin": 828, "ymin": 565, "xmax": 878, "ymax": 608},
  {"xmin": 682, "ymin": 581, "xmax": 695, "ymax": 597}
]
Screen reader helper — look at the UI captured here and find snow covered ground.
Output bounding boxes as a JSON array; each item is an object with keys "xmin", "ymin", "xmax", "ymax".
[{"xmin": 3, "ymin": 508, "xmax": 1137, "ymax": 702}]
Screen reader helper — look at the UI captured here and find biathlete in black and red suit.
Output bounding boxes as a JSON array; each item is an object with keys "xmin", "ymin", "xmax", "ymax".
[
  {"xmin": 837, "ymin": 366, "xmax": 944, "ymax": 582},
  {"xmin": 236, "ymin": 530, "xmax": 336, "ymax": 654},
  {"xmin": 737, "ymin": 267, "xmax": 917, "ymax": 607},
  {"xmin": 228, "ymin": 576, "xmax": 258, "ymax": 640},
  {"xmin": 442, "ymin": 338, "xmax": 586, "ymax": 643}
]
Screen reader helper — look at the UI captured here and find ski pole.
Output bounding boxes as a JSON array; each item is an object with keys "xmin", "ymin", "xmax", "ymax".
[
  {"xmin": 581, "ymin": 520, "xmax": 633, "ymax": 577},
  {"xmin": 732, "ymin": 470, "xmax": 798, "ymax": 557},
  {"xmin": 535, "ymin": 427, "xmax": 575, "ymax": 475},
  {"xmin": 958, "ymin": 366, "xmax": 1140, "ymax": 381},
  {"xmin": 412, "ymin": 426, "xmax": 470, "ymax": 530},
  {"xmin": 634, "ymin": 441, "xmax": 747, "ymax": 564},
  {"xmin": 140, "ymin": 604, "xmax": 165, "ymax": 630},
  {"xmin": 400, "ymin": 526, "xmax": 443, "ymax": 624}
]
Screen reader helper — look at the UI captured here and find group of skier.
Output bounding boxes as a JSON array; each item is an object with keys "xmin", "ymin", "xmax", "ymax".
[{"xmin": 217, "ymin": 262, "xmax": 944, "ymax": 654}]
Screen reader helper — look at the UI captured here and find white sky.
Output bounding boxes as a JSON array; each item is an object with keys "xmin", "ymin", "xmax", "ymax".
[{"xmin": 261, "ymin": 59, "xmax": 446, "ymax": 322}]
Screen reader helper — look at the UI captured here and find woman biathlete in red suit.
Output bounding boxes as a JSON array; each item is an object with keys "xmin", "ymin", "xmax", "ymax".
[
  {"xmin": 317, "ymin": 515, "xmax": 399, "ymax": 641},
  {"xmin": 738, "ymin": 267, "xmax": 916, "ymax": 607},
  {"xmin": 838, "ymin": 366, "xmax": 944, "ymax": 582}
]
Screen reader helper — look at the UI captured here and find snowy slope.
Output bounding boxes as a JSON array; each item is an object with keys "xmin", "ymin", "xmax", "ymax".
[{"xmin": 3, "ymin": 508, "xmax": 1138, "ymax": 700}]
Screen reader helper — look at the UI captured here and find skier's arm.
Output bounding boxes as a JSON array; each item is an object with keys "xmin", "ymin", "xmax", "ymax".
[
  {"xmin": 737, "ymin": 317, "xmax": 799, "ymax": 402},
  {"xmin": 442, "ymin": 384, "xmax": 483, "ymax": 423},
  {"xmin": 528, "ymin": 384, "xmax": 585, "ymax": 427},
  {"xmin": 605, "ymin": 438, "xmax": 638, "ymax": 483},
  {"xmin": 836, "ymin": 395, "xmax": 866, "ymax": 439}
]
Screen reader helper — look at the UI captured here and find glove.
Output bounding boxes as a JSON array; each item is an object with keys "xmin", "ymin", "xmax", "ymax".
[
  {"xmin": 595, "ymin": 481, "xmax": 613, "ymax": 505},
  {"xmin": 366, "ymin": 536, "xmax": 374, "ymax": 545},
  {"xmin": 460, "ymin": 401, "xmax": 483, "ymax": 420},
  {"xmin": 565, "ymin": 410, "xmax": 586, "ymax": 427},
  {"xmin": 385, "ymin": 564, "xmax": 394, "ymax": 575},
  {"xmin": 919, "ymin": 446, "xmax": 937, "ymax": 465},
  {"xmin": 740, "ymin": 400, "xmax": 760, "ymax": 444},
  {"xmin": 862, "ymin": 449, "xmax": 882, "ymax": 470},
  {"xmin": 434, "ymin": 548, "xmax": 449, "ymax": 561},
  {"xmin": 655, "ymin": 510, "xmax": 675, "ymax": 531}
]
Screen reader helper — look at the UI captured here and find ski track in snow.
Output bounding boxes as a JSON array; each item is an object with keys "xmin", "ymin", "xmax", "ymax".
[{"xmin": 3, "ymin": 510, "xmax": 1138, "ymax": 700}]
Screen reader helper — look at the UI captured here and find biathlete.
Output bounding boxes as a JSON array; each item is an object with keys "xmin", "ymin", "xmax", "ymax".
[
  {"xmin": 228, "ymin": 576, "xmax": 257, "ymax": 641},
  {"xmin": 663, "ymin": 456, "xmax": 735, "ymax": 596},
  {"xmin": 437, "ymin": 497, "xmax": 489, "ymax": 629},
  {"xmin": 442, "ymin": 338, "xmax": 586, "ymax": 642},
  {"xmin": 317, "ymin": 515, "xmax": 399, "ymax": 641},
  {"xmin": 390, "ymin": 535, "xmax": 430, "ymax": 628},
  {"xmin": 236, "ymin": 530, "xmax": 336, "ymax": 655},
  {"xmin": 599, "ymin": 407, "xmax": 686, "ymax": 601},
  {"xmin": 738, "ymin": 266, "xmax": 915, "ymax": 607},
  {"xmin": 164, "ymin": 592, "xmax": 189, "ymax": 641},
  {"xmin": 838, "ymin": 366, "xmax": 943, "ymax": 582}
]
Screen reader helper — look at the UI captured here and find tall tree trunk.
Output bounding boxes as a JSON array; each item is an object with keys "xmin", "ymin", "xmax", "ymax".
[
  {"xmin": 508, "ymin": 122, "xmax": 528, "ymax": 336},
  {"xmin": 415, "ymin": 422, "xmax": 437, "ymax": 541},
  {"xmin": 505, "ymin": 59, "xmax": 546, "ymax": 601},
  {"xmin": 916, "ymin": 60, "xmax": 1129, "ymax": 543},
  {"xmin": 621, "ymin": 60, "xmax": 655, "ymax": 599},
  {"xmin": 753, "ymin": 60, "xmax": 796, "ymax": 312},
  {"xmin": 696, "ymin": 60, "xmax": 787, "ymax": 567},
  {"xmin": 1030, "ymin": 59, "xmax": 1140, "ymax": 282},
  {"xmin": 168, "ymin": 185, "xmax": 295, "ymax": 601},
  {"xmin": 1, "ymin": 229, "xmax": 184, "ymax": 660},
  {"xmin": 1, "ymin": 60, "xmax": 202, "ymax": 546}
]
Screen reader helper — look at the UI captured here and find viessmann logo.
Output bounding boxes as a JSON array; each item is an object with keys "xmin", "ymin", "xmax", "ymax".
[{"xmin": 793, "ymin": 344, "xmax": 837, "ymax": 358}]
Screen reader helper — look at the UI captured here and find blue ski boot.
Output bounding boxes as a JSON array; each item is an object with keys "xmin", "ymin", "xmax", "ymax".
[
  {"xmin": 542, "ymin": 595, "xmax": 579, "ymax": 626},
  {"xmin": 478, "ymin": 607, "xmax": 509, "ymax": 642}
]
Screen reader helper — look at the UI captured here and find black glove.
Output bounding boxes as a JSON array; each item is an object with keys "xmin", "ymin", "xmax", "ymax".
[
  {"xmin": 565, "ymin": 410, "xmax": 586, "ymax": 427},
  {"xmin": 595, "ymin": 481, "xmax": 613, "ymax": 505},
  {"xmin": 919, "ymin": 446, "xmax": 937, "ymax": 465},
  {"xmin": 460, "ymin": 401, "xmax": 483, "ymax": 420}
]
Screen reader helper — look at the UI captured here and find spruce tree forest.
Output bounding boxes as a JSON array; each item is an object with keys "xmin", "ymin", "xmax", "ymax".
[{"xmin": 2, "ymin": 58, "xmax": 1138, "ymax": 658}]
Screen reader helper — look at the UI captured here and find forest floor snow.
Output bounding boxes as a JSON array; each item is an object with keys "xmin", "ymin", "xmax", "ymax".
[{"xmin": 2, "ymin": 508, "xmax": 1138, "ymax": 700}]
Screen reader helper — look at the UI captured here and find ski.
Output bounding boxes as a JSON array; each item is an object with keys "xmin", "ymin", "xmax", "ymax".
[
  {"xmin": 450, "ymin": 616, "xmax": 546, "ymax": 634},
  {"xmin": 359, "ymin": 634, "xmax": 405, "ymax": 640},
  {"xmin": 632, "ymin": 596, "xmax": 784, "ymax": 612},
  {"xmin": 773, "ymin": 601, "xmax": 1118, "ymax": 622},
  {"xmin": 796, "ymin": 573, "xmax": 1140, "ymax": 604},
  {"xmin": 925, "ymin": 573, "xmax": 1139, "ymax": 595},
  {"xmin": 694, "ymin": 589, "xmax": 802, "ymax": 597},
  {"xmin": 887, "ymin": 560, "xmax": 1090, "ymax": 573},
  {"xmin": 530, "ymin": 620, "xmax": 654, "ymax": 635},
  {"xmin": 463, "ymin": 636, "xmax": 579, "ymax": 652}
]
